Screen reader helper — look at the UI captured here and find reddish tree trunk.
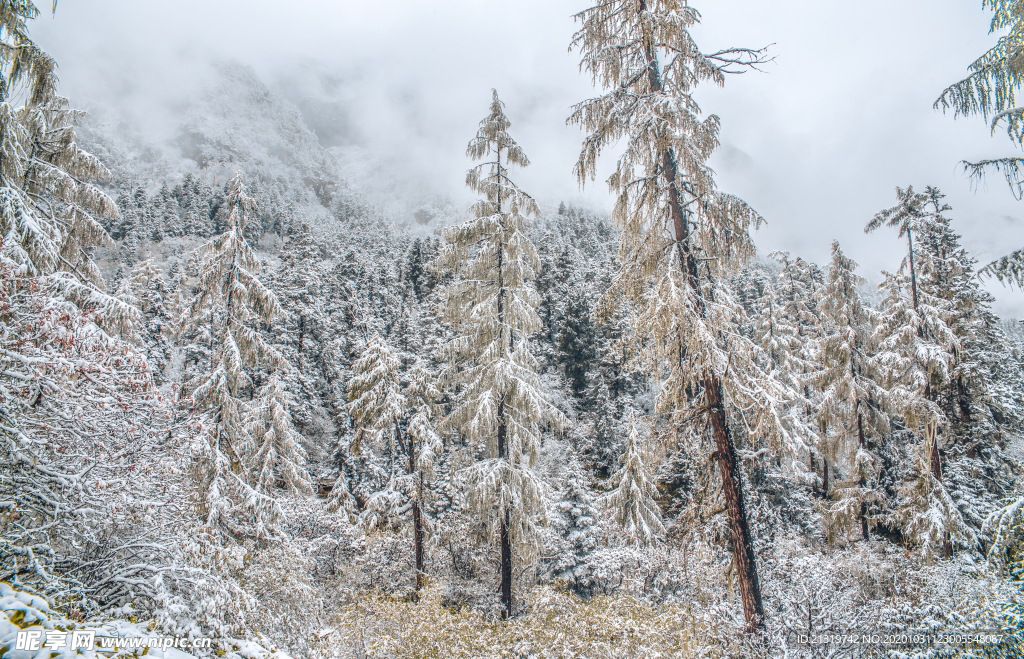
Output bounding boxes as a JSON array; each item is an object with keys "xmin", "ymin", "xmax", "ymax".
[
  {"xmin": 640, "ymin": 0, "xmax": 761, "ymax": 627},
  {"xmin": 705, "ymin": 373, "xmax": 764, "ymax": 629}
]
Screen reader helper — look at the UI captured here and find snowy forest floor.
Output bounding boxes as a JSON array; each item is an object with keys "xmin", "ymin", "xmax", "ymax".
[
  {"xmin": 257, "ymin": 498, "xmax": 1024, "ymax": 659},
  {"xmin": 293, "ymin": 534, "xmax": 1024, "ymax": 658}
]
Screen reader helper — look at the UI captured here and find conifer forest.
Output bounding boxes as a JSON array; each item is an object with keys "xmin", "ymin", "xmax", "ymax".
[{"xmin": 5, "ymin": 1, "xmax": 1024, "ymax": 657}]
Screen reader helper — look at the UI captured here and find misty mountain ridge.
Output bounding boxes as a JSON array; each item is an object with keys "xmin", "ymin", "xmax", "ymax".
[{"xmin": 78, "ymin": 60, "xmax": 467, "ymax": 242}]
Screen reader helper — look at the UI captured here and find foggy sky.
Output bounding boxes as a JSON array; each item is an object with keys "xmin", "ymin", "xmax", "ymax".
[{"xmin": 31, "ymin": 0, "xmax": 1024, "ymax": 315}]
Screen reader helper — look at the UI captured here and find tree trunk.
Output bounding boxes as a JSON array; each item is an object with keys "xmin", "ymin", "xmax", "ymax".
[
  {"xmin": 857, "ymin": 411, "xmax": 869, "ymax": 541},
  {"xmin": 705, "ymin": 373, "xmax": 764, "ymax": 629},
  {"xmin": 499, "ymin": 508, "xmax": 513, "ymax": 617},
  {"xmin": 907, "ymin": 229, "xmax": 920, "ymax": 313},
  {"xmin": 929, "ymin": 431, "xmax": 942, "ymax": 482},
  {"xmin": 639, "ymin": 0, "xmax": 761, "ymax": 627},
  {"xmin": 399, "ymin": 423, "xmax": 425, "ymax": 592},
  {"xmin": 494, "ymin": 146, "xmax": 515, "ymax": 617},
  {"xmin": 822, "ymin": 458, "xmax": 830, "ymax": 496},
  {"xmin": 955, "ymin": 377, "xmax": 971, "ymax": 423},
  {"xmin": 412, "ymin": 498, "xmax": 424, "ymax": 590},
  {"xmin": 496, "ymin": 397, "xmax": 513, "ymax": 618},
  {"xmin": 928, "ymin": 427, "xmax": 952, "ymax": 558},
  {"xmin": 810, "ymin": 452, "xmax": 818, "ymax": 495}
]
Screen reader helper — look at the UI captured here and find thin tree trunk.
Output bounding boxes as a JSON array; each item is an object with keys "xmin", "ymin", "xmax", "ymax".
[
  {"xmin": 929, "ymin": 430, "xmax": 942, "ymax": 482},
  {"xmin": 810, "ymin": 452, "xmax": 818, "ymax": 495},
  {"xmin": 857, "ymin": 411, "xmax": 869, "ymax": 541},
  {"xmin": 414, "ymin": 479, "xmax": 425, "ymax": 587},
  {"xmin": 907, "ymin": 230, "xmax": 920, "ymax": 312},
  {"xmin": 494, "ymin": 146, "xmax": 514, "ymax": 617},
  {"xmin": 705, "ymin": 373, "xmax": 764, "ymax": 629},
  {"xmin": 496, "ymin": 396, "xmax": 512, "ymax": 618},
  {"xmin": 927, "ymin": 427, "xmax": 952, "ymax": 558},
  {"xmin": 500, "ymin": 509, "xmax": 513, "ymax": 618},
  {"xmin": 822, "ymin": 458, "xmax": 830, "ymax": 496},
  {"xmin": 399, "ymin": 423, "xmax": 425, "ymax": 592},
  {"xmin": 955, "ymin": 377, "xmax": 971, "ymax": 423},
  {"xmin": 637, "ymin": 3, "xmax": 762, "ymax": 627}
]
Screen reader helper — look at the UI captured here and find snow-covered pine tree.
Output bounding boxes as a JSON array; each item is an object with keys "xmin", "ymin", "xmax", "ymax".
[
  {"xmin": 809, "ymin": 242, "xmax": 887, "ymax": 544},
  {"xmin": 868, "ymin": 188, "xmax": 965, "ymax": 557},
  {"xmin": 770, "ymin": 251, "xmax": 824, "ymax": 362},
  {"xmin": 873, "ymin": 271, "xmax": 967, "ymax": 559},
  {"xmin": 347, "ymin": 331, "xmax": 405, "ymax": 517},
  {"xmin": 915, "ymin": 189, "xmax": 1014, "ymax": 430},
  {"xmin": 866, "ymin": 186, "xmax": 930, "ymax": 312},
  {"xmin": 605, "ymin": 413, "xmax": 664, "ymax": 545},
  {"xmin": 935, "ymin": 0, "xmax": 1024, "ymax": 196},
  {"xmin": 266, "ymin": 223, "xmax": 336, "ymax": 451},
  {"xmin": 768, "ymin": 251, "xmax": 825, "ymax": 487},
  {"xmin": 556, "ymin": 283, "xmax": 596, "ymax": 400},
  {"xmin": 545, "ymin": 462, "xmax": 603, "ymax": 596},
  {"xmin": 184, "ymin": 172, "xmax": 289, "ymax": 539},
  {"xmin": 892, "ymin": 187, "xmax": 1020, "ymax": 557},
  {"xmin": 435, "ymin": 90, "xmax": 552, "ymax": 618},
  {"xmin": 249, "ymin": 373, "xmax": 313, "ymax": 495},
  {"xmin": 405, "ymin": 237, "xmax": 439, "ymax": 303},
  {"xmin": 912, "ymin": 192, "xmax": 976, "ymax": 421},
  {"xmin": 401, "ymin": 358, "xmax": 442, "ymax": 591},
  {"xmin": 569, "ymin": 0, "xmax": 775, "ymax": 628},
  {"xmin": 746, "ymin": 274, "xmax": 802, "ymax": 384},
  {"xmin": 0, "ymin": 0, "xmax": 136, "ymax": 333},
  {"xmin": 347, "ymin": 334, "xmax": 440, "ymax": 591},
  {"xmin": 117, "ymin": 256, "xmax": 173, "ymax": 380}
]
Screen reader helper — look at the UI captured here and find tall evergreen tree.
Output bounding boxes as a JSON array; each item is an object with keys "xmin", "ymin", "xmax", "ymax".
[
  {"xmin": 435, "ymin": 90, "xmax": 552, "ymax": 618},
  {"xmin": 768, "ymin": 251, "xmax": 825, "ymax": 486},
  {"xmin": 935, "ymin": 1, "xmax": 1024, "ymax": 280},
  {"xmin": 0, "ymin": 0, "xmax": 136, "ymax": 333},
  {"xmin": 808, "ymin": 243, "xmax": 886, "ymax": 544},
  {"xmin": 569, "ymin": 0, "xmax": 772, "ymax": 628},
  {"xmin": 347, "ymin": 335, "xmax": 440, "ymax": 592},
  {"xmin": 865, "ymin": 185, "xmax": 930, "ymax": 312},
  {"xmin": 867, "ymin": 187, "xmax": 963, "ymax": 557},
  {"xmin": 935, "ymin": 0, "xmax": 1024, "ymax": 196},
  {"xmin": 249, "ymin": 373, "xmax": 314, "ymax": 495},
  {"xmin": 604, "ymin": 413, "xmax": 664, "ymax": 545},
  {"xmin": 556, "ymin": 284, "xmax": 596, "ymax": 399},
  {"xmin": 184, "ymin": 173, "xmax": 289, "ymax": 539},
  {"xmin": 546, "ymin": 465, "xmax": 602, "ymax": 589}
]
